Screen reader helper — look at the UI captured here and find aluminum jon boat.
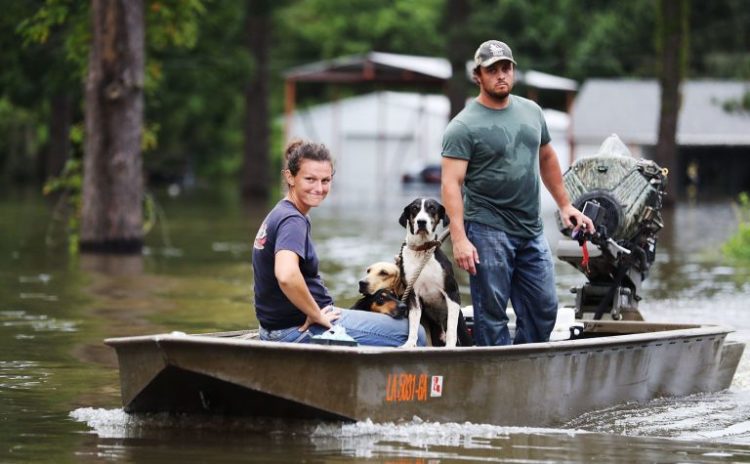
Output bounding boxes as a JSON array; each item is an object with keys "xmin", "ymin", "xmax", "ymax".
[
  {"xmin": 106, "ymin": 137, "xmax": 745, "ymax": 425},
  {"xmin": 105, "ymin": 320, "xmax": 744, "ymax": 426}
]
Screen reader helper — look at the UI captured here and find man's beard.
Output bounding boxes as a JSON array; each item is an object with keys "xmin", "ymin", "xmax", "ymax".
[{"xmin": 485, "ymin": 84, "xmax": 511, "ymax": 101}]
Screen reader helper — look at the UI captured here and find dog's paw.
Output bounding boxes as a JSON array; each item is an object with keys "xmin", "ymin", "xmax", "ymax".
[{"xmin": 400, "ymin": 339, "xmax": 418, "ymax": 349}]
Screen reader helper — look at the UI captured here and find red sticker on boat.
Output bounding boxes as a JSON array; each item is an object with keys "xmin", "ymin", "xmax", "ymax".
[{"xmin": 430, "ymin": 376, "xmax": 443, "ymax": 397}]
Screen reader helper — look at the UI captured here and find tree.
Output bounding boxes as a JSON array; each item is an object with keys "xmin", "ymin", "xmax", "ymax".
[
  {"xmin": 654, "ymin": 0, "xmax": 689, "ymax": 205},
  {"xmin": 443, "ymin": 0, "xmax": 472, "ymax": 119},
  {"xmin": 241, "ymin": 0, "xmax": 273, "ymax": 200},
  {"xmin": 79, "ymin": 0, "xmax": 145, "ymax": 253}
]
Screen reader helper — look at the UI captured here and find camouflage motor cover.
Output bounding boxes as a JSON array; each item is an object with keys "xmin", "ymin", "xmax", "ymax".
[{"xmin": 558, "ymin": 135, "xmax": 667, "ymax": 242}]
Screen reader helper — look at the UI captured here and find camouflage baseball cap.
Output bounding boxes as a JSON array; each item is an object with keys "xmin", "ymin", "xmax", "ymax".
[{"xmin": 474, "ymin": 40, "xmax": 516, "ymax": 68}]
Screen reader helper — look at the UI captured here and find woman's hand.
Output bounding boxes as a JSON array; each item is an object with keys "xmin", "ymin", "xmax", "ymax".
[{"xmin": 298, "ymin": 305, "xmax": 341, "ymax": 332}]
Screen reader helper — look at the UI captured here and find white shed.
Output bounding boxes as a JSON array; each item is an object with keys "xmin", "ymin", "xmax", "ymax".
[{"xmin": 288, "ymin": 90, "xmax": 570, "ymax": 212}]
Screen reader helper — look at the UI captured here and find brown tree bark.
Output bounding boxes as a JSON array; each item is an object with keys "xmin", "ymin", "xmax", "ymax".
[
  {"xmin": 443, "ymin": 0, "xmax": 471, "ymax": 120},
  {"xmin": 241, "ymin": 0, "xmax": 272, "ymax": 200},
  {"xmin": 80, "ymin": 0, "xmax": 145, "ymax": 253},
  {"xmin": 655, "ymin": 0, "xmax": 689, "ymax": 205}
]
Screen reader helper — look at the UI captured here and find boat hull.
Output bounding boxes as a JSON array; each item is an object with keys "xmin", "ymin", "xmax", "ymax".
[{"xmin": 105, "ymin": 321, "xmax": 744, "ymax": 426}]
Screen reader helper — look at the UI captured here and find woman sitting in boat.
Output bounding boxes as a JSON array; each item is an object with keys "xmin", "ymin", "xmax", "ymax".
[{"xmin": 252, "ymin": 139, "xmax": 425, "ymax": 346}]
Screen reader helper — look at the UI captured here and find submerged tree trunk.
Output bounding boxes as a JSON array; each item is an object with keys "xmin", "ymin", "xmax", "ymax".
[
  {"xmin": 80, "ymin": 0, "xmax": 145, "ymax": 253},
  {"xmin": 443, "ymin": 0, "xmax": 471, "ymax": 120},
  {"xmin": 241, "ymin": 0, "xmax": 272, "ymax": 200},
  {"xmin": 655, "ymin": 0, "xmax": 688, "ymax": 205}
]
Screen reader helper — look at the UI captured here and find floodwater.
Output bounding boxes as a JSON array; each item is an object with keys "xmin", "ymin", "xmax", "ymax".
[{"xmin": 2, "ymin": 183, "xmax": 750, "ymax": 463}]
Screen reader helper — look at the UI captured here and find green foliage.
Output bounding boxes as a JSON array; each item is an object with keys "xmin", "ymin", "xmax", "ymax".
[
  {"xmin": 16, "ymin": 0, "xmax": 89, "ymax": 85},
  {"xmin": 2, "ymin": 0, "xmax": 750, "ymax": 191},
  {"xmin": 723, "ymin": 192, "xmax": 750, "ymax": 264},
  {"xmin": 0, "ymin": 2, "xmax": 85, "ymax": 183},
  {"xmin": 721, "ymin": 91, "xmax": 750, "ymax": 114},
  {"xmin": 0, "ymin": 97, "xmax": 43, "ymax": 182},
  {"xmin": 43, "ymin": 157, "xmax": 82, "ymax": 253},
  {"xmin": 690, "ymin": 0, "xmax": 750, "ymax": 78},
  {"xmin": 145, "ymin": 0, "xmax": 249, "ymax": 180},
  {"xmin": 147, "ymin": 0, "xmax": 206, "ymax": 50},
  {"xmin": 463, "ymin": 0, "xmax": 657, "ymax": 79},
  {"xmin": 278, "ymin": 0, "xmax": 444, "ymax": 59}
]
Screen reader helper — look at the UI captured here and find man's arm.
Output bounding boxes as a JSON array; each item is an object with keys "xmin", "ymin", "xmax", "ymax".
[
  {"xmin": 441, "ymin": 157, "xmax": 479, "ymax": 275},
  {"xmin": 539, "ymin": 143, "xmax": 594, "ymax": 232}
]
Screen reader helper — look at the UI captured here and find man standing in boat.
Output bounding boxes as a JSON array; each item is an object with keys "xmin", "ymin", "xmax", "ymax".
[{"xmin": 440, "ymin": 40, "xmax": 593, "ymax": 346}]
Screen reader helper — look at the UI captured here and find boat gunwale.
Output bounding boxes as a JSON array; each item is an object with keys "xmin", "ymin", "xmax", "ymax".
[{"xmin": 104, "ymin": 322, "xmax": 734, "ymax": 358}]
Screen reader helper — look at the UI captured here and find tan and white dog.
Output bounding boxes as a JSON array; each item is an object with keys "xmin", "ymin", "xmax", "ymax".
[{"xmin": 351, "ymin": 262, "xmax": 407, "ymax": 318}]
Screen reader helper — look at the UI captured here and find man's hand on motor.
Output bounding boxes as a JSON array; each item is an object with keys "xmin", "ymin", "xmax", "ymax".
[{"xmin": 560, "ymin": 204, "xmax": 595, "ymax": 238}]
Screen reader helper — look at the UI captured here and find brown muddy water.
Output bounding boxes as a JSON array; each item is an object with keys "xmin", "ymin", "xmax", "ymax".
[{"xmin": 2, "ymin": 184, "xmax": 750, "ymax": 463}]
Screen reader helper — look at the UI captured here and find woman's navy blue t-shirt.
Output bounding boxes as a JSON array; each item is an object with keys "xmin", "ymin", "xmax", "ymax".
[{"xmin": 252, "ymin": 199, "xmax": 333, "ymax": 330}]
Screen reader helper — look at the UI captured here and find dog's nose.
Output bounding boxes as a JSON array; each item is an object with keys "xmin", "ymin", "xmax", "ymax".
[
  {"xmin": 358, "ymin": 280, "xmax": 369, "ymax": 294},
  {"xmin": 416, "ymin": 219, "xmax": 427, "ymax": 229}
]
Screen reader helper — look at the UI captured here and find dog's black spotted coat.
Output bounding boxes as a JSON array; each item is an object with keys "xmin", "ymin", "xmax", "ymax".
[{"xmin": 398, "ymin": 198, "xmax": 473, "ymax": 347}]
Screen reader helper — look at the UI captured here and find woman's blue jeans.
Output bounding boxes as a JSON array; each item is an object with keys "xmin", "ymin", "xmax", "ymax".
[
  {"xmin": 466, "ymin": 221, "xmax": 558, "ymax": 346},
  {"xmin": 259, "ymin": 308, "xmax": 426, "ymax": 347}
]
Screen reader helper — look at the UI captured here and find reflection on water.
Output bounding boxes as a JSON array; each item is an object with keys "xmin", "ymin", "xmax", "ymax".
[{"xmin": 2, "ymin": 186, "xmax": 750, "ymax": 462}]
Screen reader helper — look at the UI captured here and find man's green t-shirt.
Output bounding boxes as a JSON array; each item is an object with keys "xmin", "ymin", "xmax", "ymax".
[{"xmin": 441, "ymin": 96, "xmax": 551, "ymax": 239}]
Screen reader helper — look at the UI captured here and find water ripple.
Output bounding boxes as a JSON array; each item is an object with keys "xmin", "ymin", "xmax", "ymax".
[
  {"xmin": 0, "ymin": 310, "xmax": 77, "ymax": 332},
  {"xmin": 0, "ymin": 360, "xmax": 50, "ymax": 390},
  {"xmin": 18, "ymin": 274, "xmax": 52, "ymax": 284}
]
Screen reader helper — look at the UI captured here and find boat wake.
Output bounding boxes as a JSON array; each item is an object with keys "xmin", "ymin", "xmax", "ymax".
[
  {"xmin": 309, "ymin": 418, "xmax": 590, "ymax": 459},
  {"xmin": 313, "ymin": 416, "xmax": 587, "ymax": 440},
  {"xmin": 70, "ymin": 407, "xmax": 332, "ymax": 439},
  {"xmin": 70, "ymin": 407, "xmax": 587, "ymax": 442},
  {"xmin": 563, "ymin": 389, "xmax": 750, "ymax": 444},
  {"xmin": 74, "ymin": 394, "xmax": 750, "ymax": 445},
  {"xmin": 70, "ymin": 404, "xmax": 750, "ymax": 461}
]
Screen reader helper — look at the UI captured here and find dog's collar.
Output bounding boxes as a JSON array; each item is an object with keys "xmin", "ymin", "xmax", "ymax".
[{"xmin": 407, "ymin": 239, "xmax": 441, "ymax": 252}]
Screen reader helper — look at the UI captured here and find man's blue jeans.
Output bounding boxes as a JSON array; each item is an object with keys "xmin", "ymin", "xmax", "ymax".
[
  {"xmin": 259, "ymin": 308, "xmax": 426, "ymax": 347},
  {"xmin": 466, "ymin": 221, "xmax": 558, "ymax": 346}
]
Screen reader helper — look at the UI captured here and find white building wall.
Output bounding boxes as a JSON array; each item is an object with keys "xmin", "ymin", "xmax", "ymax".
[{"xmin": 288, "ymin": 91, "xmax": 571, "ymax": 210}]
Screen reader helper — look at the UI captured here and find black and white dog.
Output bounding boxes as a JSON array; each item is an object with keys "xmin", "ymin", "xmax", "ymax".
[{"xmin": 398, "ymin": 198, "xmax": 472, "ymax": 348}]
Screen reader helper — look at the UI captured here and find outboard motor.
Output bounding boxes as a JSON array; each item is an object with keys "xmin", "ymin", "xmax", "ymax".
[{"xmin": 556, "ymin": 134, "xmax": 668, "ymax": 320}]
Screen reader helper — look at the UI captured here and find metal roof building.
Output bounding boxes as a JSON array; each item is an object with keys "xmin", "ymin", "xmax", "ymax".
[
  {"xmin": 573, "ymin": 79, "xmax": 750, "ymax": 151},
  {"xmin": 284, "ymin": 51, "xmax": 578, "ymax": 140},
  {"xmin": 572, "ymin": 79, "xmax": 750, "ymax": 197}
]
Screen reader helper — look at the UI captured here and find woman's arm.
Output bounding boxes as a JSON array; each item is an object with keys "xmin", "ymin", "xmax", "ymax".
[{"xmin": 275, "ymin": 250, "xmax": 339, "ymax": 330}]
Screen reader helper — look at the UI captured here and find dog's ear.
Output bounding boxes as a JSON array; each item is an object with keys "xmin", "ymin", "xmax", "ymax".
[
  {"xmin": 439, "ymin": 204, "xmax": 450, "ymax": 227},
  {"xmin": 399, "ymin": 205, "xmax": 410, "ymax": 228}
]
